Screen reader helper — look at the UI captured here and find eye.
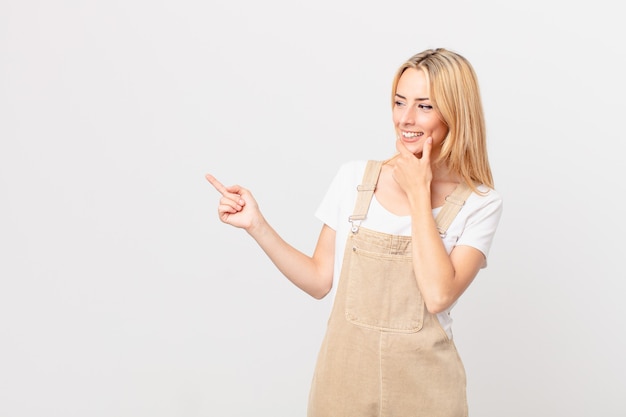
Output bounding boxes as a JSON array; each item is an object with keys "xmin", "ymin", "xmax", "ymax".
[
  {"xmin": 394, "ymin": 100, "xmax": 406, "ymax": 107},
  {"xmin": 417, "ymin": 104, "xmax": 433, "ymax": 112}
]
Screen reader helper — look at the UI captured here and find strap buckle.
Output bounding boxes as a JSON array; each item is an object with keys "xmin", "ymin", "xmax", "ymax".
[{"xmin": 348, "ymin": 215, "xmax": 363, "ymax": 234}]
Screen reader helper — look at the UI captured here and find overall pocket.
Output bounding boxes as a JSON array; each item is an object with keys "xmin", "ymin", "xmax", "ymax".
[{"xmin": 345, "ymin": 246, "xmax": 424, "ymax": 333}]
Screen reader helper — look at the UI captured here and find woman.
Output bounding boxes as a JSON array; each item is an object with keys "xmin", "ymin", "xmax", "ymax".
[{"xmin": 207, "ymin": 48, "xmax": 502, "ymax": 416}]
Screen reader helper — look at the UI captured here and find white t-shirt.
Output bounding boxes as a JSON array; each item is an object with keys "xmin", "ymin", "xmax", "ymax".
[{"xmin": 315, "ymin": 160, "xmax": 503, "ymax": 339}]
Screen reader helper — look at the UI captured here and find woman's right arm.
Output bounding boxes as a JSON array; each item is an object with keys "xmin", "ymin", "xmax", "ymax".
[{"xmin": 206, "ymin": 174, "xmax": 335, "ymax": 299}]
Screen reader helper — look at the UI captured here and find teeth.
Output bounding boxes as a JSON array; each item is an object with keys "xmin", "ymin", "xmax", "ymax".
[{"xmin": 402, "ymin": 131, "xmax": 421, "ymax": 138}]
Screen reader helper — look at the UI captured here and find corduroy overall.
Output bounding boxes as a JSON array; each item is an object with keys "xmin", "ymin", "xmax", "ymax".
[{"xmin": 308, "ymin": 160, "xmax": 473, "ymax": 417}]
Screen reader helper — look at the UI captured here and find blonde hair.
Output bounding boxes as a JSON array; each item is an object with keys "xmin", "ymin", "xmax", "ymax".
[{"xmin": 391, "ymin": 48, "xmax": 494, "ymax": 191}]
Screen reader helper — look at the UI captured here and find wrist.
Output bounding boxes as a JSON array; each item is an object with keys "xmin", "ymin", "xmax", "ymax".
[
  {"xmin": 407, "ymin": 186, "xmax": 431, "ymax": 209},
  {"xmin": 246, "ymin": 215, "xmax": 268, "ymax": 237}
]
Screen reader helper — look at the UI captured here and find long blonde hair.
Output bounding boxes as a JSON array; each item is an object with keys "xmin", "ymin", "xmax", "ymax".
[{"xmin": 391, "ymin": 48, "xmax": 494, "ymax": 191}]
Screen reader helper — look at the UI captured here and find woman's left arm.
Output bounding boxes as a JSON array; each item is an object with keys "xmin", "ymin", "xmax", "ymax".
[
  {"xmin": 393, "ymin": 138, "xmax": 486, "ymax": 314},
  {"xmin": 408, "ymin": 207, "xmax": 485, "ymax": 314}
]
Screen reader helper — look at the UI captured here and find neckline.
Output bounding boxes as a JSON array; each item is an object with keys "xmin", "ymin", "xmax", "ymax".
[{"xmin": 372, "ymin": 194, "xmax": 441, "ymax": 218}]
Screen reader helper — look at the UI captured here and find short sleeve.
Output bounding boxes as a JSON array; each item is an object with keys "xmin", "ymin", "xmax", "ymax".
[
  {"xmin": 455, "ymin": 188, "xmax": 503, "ymax": 261},
  {"xmin": 315, "ymin": 161, "xmax": 366, "ymax": 231}
]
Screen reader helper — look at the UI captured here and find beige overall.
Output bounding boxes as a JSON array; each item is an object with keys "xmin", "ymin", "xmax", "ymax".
[{"xmin": 308, "ymin": 160, "xmax": 473, "ymax": 417}]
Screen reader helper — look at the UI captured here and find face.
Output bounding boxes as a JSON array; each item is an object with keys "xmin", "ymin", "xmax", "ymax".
[{"xmin": 393, "ymin": 68, "xmax": 449, "ymax": 156}]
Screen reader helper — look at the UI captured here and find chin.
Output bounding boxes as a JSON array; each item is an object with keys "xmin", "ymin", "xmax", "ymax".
[{"xmin": 403, "ymin": 142, "xmax": 422, "ymax": 155}]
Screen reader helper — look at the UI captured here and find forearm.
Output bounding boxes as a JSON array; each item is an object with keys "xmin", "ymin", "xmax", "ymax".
[
  {"xmin": 408, "ymin": 193, "xmax": 457, "ymax": 313},
  {"xmin": 247, "ymin": 217, "xmax": 331, "ymax": 299}
]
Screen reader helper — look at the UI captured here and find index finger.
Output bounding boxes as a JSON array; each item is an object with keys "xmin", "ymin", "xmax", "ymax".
[
  {"xmin": 421, "ymin": 137, "xmax": 433, "ymax": 162},
  {"xmin": 205, "ymin": 174, "xmax": 228, "ymax": 195}
]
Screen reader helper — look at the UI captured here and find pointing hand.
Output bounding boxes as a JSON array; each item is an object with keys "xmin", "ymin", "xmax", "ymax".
[{"xmin": 206, "ymin": 174, "xmax": 261, "ymax": 230}]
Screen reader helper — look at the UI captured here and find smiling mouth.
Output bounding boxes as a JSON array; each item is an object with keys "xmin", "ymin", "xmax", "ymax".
[{"xmin": 401, "ymin": 131, "xmax": 423, "ymax": 139}]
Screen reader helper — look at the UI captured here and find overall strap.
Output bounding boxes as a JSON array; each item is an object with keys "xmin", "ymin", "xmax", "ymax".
[
  {"xmin": 435, "ymin": 182, "xmax": 473, "ymax": 236},
  {"xmin": 349, "ymin": 160, "xmax": 383, "ymax": 233}
]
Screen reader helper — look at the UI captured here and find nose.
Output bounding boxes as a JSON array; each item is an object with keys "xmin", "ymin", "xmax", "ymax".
[{"xmin": 399, "ymin": 106, "xmax": 415, "ymax": 125}]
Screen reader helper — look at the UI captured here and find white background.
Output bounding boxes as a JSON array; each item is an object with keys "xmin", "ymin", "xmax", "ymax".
[{"xmin": 1, "ymin": 1, "xmax": 625, "ymax": 416}]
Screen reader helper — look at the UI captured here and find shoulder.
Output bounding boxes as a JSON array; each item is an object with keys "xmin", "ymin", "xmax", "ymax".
[
  {"xmin": 472, "ymin": 184, "xmax": 502, "ymax": 204},
  {"xmin": 336, "ymin": 160, "xmax": 369, "ymax": 175},
  {"xmin": 464, "ymin": 184, "xmax": 503, "ymax": 220},
  {"xmin": 331, "ymin": 160, "xmax": 369, "ymax": 184},
  {"xmin": 316, "ymin": 160, "xmax": 371, "ymax": 229}
]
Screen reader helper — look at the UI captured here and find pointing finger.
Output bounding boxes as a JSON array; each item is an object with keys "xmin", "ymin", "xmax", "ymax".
[
  {"xmin": 206, "ymin": 174, "xmax": 246, "ymax": 208},
  {"xmin": 205, "ymin": 174, "xmax": 228, "ymax": 196}
]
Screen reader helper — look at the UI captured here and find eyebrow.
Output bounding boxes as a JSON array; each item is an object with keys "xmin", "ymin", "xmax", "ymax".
[{"xmin": 395, "ymin": 93, "xmax": 429, "ymax": 101}]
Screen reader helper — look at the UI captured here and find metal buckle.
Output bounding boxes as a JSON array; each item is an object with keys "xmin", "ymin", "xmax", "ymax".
[{"xmin": 348, "ymin": 216, "xmax": 362, "ymax": 234}]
